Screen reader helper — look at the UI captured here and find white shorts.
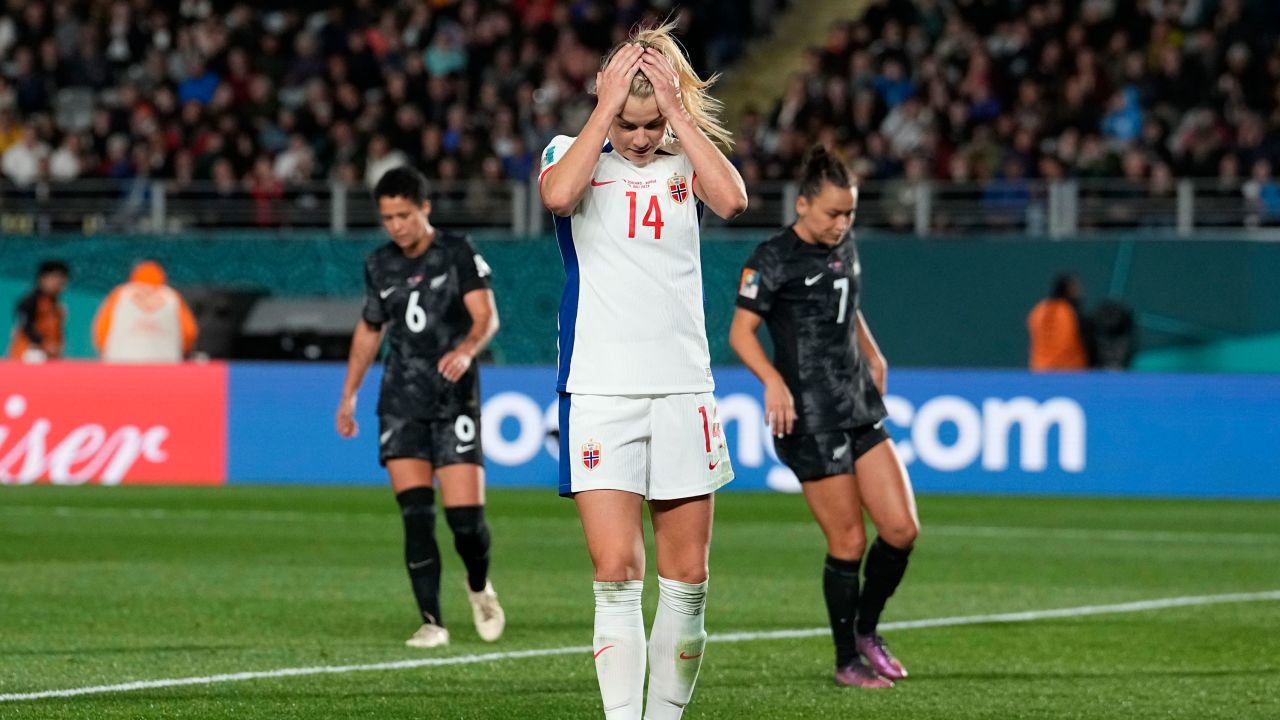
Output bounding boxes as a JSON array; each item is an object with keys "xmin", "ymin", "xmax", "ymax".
[{"xmin": 558, "ymin": 392, "xmax": 734, "ymax": 500}]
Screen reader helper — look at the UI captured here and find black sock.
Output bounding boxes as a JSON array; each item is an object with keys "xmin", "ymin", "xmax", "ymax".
[
  {"xmin": 856, "ymin": 537, "xmax": 913, "ymax": 636},
  {"xmin": 444, "ymin": 505, "xmax": 491, "ymax": 593},
  {"xmin": 823, "ymin": 554, "xmax": 861, "ymax": 668},
  {"xmin": 396, "ymin": 487, "xmax": 443, "ymax": 626}
]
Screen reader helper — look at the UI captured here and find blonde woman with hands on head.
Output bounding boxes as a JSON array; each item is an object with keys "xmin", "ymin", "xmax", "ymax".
[{"xmin": 540, "ymin": 22, "xmax": 746, "ymax": 720}]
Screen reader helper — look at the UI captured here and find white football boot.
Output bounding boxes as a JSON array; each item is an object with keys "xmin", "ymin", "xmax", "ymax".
[{"xmin": 467, "ymin": 581, "xmax": 506, "ymax": 642}]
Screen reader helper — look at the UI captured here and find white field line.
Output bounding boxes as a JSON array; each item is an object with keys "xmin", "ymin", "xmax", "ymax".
[
  {"xmin": 0, "ymin": 505, "xmax": 381, "ymax": 523},
  {"xmin": 925, "ymin": 524, "xmax": 1280, "ymax": 546},
  {"xmin": 2, "ymin": 505, "xmax": 1278, "ymax": 545},
  {"xmin": 3, "ymin": 590, "xmax": 1277, "ymax": 703}
]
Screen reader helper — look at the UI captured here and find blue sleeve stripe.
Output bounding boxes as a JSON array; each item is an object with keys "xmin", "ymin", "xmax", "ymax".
[{"xmin": 553, "ymin": 214, "xmax": 579, "ymax": 392}]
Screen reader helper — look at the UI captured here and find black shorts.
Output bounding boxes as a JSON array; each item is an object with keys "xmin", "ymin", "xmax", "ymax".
[
  {"xmin": 378, "ymin": 414, "xmax": 484, "ymax": 468},
  {"xmin": 774, "ymin": 421, "xmax": 890, "ymax": 482}
]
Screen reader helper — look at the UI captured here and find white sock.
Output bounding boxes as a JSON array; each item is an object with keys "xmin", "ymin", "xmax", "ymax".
[
  {"xmin": 593, "ymin": 580, "xmax": 646, "ymax": 720},
  {"xmin": 644, "ymin": 577, "xmax": 708, "ymax": 720}
]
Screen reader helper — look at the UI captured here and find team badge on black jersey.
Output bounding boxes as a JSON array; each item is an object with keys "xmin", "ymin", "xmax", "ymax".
[
  {"xmin": 739, "ymin": 268, "xmax": 760, "ymax": 299},
  {"xmin": 668, "ymin": 174, "xmax": 689, "ymax": 204}
]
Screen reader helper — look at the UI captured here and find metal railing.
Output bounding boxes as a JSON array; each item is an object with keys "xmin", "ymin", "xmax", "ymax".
[{"xmin": 2, "ymin": 177, "xmax": 1278, "ymax": 238}]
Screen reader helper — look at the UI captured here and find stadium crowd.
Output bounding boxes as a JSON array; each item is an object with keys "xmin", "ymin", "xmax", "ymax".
[
  {"xmin": 742, "ymin": 0, "xmax": 1280, "ymax": 227},
  {"xmin": 2, "ymin": 0, "xmax": 1280, "ymax": 227},
  {"xmin": 0, "ymin": 1, "xmax": 770, "ymax": 202}
]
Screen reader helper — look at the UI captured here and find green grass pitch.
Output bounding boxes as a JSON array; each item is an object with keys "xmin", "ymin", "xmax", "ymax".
[{"xmin": 1, "ymin": 486, "xmax": 1277, "ymax": 718}]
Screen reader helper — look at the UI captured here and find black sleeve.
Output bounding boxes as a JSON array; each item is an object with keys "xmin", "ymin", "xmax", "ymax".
[
  {"xmin": 15, "ymin": 293, "xmax": 43, "ymax": 344},
  {"xmin": 361, "ymin": 260, "xmax": 388, "ymax": 328},
  {"xmin": 735, "ymin": 244, "xmax": 784, "ymax": 316},
  {"xmin": 456, "ymin": 237, "xmax": 493, "ymax": 295}
]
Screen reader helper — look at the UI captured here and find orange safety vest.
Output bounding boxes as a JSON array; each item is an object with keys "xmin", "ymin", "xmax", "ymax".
[
  {"xmin": 92, "ymin": 263, "xmax": 198, "ymax": 363},
  {"xmin": 1027, "ymin": 298, "xmax": 1088, "ymax": 371}
]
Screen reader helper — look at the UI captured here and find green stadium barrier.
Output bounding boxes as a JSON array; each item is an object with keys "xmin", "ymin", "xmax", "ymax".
[{"xmin": 3, "ymin": 232, "xmax": 1279, "ymax": 369}]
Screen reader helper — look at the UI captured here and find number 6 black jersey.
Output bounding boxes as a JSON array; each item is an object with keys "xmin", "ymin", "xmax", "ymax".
[
  {"xmin": 362, "ymin": 231, "xmax": 492, "ymax": 420},
  {"xmin": 736, "ymin": 228, "xmax": 886, "ymax": 434}
]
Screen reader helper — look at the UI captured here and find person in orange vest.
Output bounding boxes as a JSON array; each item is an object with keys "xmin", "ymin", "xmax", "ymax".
[
  {"xmin": 1027, "ymin": 273, "xmax": 1091, "ymax": 371},
  {"xmin": 7, "ymin": 260, "xmax": 69, "ymax": 362},
  {"xmin": 92, "ymin": 261, "xmax": 199, "ymax": 363}
]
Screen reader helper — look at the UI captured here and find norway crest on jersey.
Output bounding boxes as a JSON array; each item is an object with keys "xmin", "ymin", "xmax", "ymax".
[
  {"xmin": 667, "ymin": 174, "xmax": 689, "ymax": 204},
  {"xmin": 582, "ymin": 440, "xmax": 602, "ymax": 471}
]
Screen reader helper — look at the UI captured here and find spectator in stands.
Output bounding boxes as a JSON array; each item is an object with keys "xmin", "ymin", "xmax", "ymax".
[
  {"xmin": 1, "ymin": 126, "xmax": 47, "ymax": 186},
  {"xmin": 10, "ymin": 45, "xmax": 49, "ymax": 114},
  {"xmin": 0, "ymin": 111, "xmax": 22, "ymax": 155},
  {"xmin": 364, "ymin": 134, "xmax": 408, "ymax": 189},
  {"xmin": 47, "ymin": 133, "xmax": 82, "ymax": 181},
  {"xmin": 881, "ymin": 95, "xmax": 930, "ymax": 157},
  {"xmin": 1027, "ymin": 273, "xmax": 1090, "ymax": 372},
  {"xmin": 1244, "ymin": 158, "xmax": 1280, "ymax": 227},
  {"xmin": 248, "ymin": 156, "xmax": 285, "ymax": 227},
  {"xmin": 1101, "ymin": 88, "xmax": 1143, "ymax": 144},
  {"xmin": 771, "ymin": 75, "xmax": 812, "ymax": 133},
  {"xmin": 884, "ymin": 154, "xmax": 930, "ymax": 230},
  {"xmin": 7, "ymin": 259, "xmax": 69, "ymax": 363},
  {"xmin": 983, "ymin": 155, "xmax": 1032, "ymax": 228},
  {"xmin": 874, "ymin": 58, "xmax": 915, "ymax": 109},
  {"xmin": 177, "ymin": 57, "xmax": 220, "ymax": 106},
  {"xmin": 1146, "ymin": 160, "xmax": 1178, "ymax": 227},
  {"xmin": 92, "ymin": 261, "xmax": 198, "ymax": 363},
  {"xmin": 272, "ymin": 134, "xmax": 315, "ymax": 184},
  {"xmin": 1101, "ymin": 149, "xmax": 1151, "ymax": 227},
  {"xmin": 201, "ymin": 157, "xmax": 242, "ymax": 226},
  {"xmin": 1204, "ymin": 153, "xmax": 1244, "ymax": 225}
]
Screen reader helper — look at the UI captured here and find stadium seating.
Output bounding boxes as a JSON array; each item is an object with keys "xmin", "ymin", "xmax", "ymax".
[
  {"xmin": 0, "ymin": 1, "xmax": 782, "ymax": 195},
  {"xmin": 3, "ymin": 0, "xmax": 1279, "ymax": 200}
]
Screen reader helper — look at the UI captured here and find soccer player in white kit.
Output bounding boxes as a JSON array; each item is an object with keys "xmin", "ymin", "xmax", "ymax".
[{"xmin": 539, "ymin": 22, "xmax": 747, "ymax": 720}]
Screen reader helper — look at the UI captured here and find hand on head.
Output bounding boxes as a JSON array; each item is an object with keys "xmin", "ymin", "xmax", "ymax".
[
  {"xmin": 639, "ymin": 48, "xmax": 683, "ymax": 117},
  {"xmin": 595, "ymin": 43, "xmax": 645, "ymax": 115}
]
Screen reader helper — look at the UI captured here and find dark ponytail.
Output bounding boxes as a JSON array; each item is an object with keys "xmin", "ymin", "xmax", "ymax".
[{"xmin": 798, "ymin": 144, "xmax": 855, "ymax": 199}]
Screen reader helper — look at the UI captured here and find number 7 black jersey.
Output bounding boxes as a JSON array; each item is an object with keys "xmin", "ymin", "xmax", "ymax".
[
  {"xmin": 362, "ymin": 231, "xmax": 492, "ymax": 420},
  {"xmin": 736, "ymin": 228, "xmax": 886, "ymax": 434}
]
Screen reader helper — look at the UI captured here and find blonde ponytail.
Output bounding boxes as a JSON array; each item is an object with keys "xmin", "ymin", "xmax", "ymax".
[{"xmin": 601, "ymin": 21, "xmax": 734, "ymax": 149}]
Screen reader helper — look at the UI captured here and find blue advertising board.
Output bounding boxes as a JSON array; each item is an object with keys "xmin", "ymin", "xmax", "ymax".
[{"xmin": 227, "ymin": 364, "xmax": 1280, "ymax": 498}]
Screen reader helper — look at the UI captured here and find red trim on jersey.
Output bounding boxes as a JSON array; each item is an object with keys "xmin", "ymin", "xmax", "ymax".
[{"xmin": 538, "ymin": 163, "xmax": 556, "ymax": 193}]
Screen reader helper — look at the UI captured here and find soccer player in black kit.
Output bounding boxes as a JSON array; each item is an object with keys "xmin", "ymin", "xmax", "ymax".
[
  {"xmin": 336, "ymin": 167, "xmax": 505, "ymax": 648},
  {"xmin": 729, "ymin": 147, "xmax": 920, "ymax": 689}
]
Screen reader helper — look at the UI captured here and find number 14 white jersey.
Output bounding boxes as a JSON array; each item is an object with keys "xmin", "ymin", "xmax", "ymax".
[{"xmin": 541, "ymin": 135, "xmax": 714, "ymax": 395}]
